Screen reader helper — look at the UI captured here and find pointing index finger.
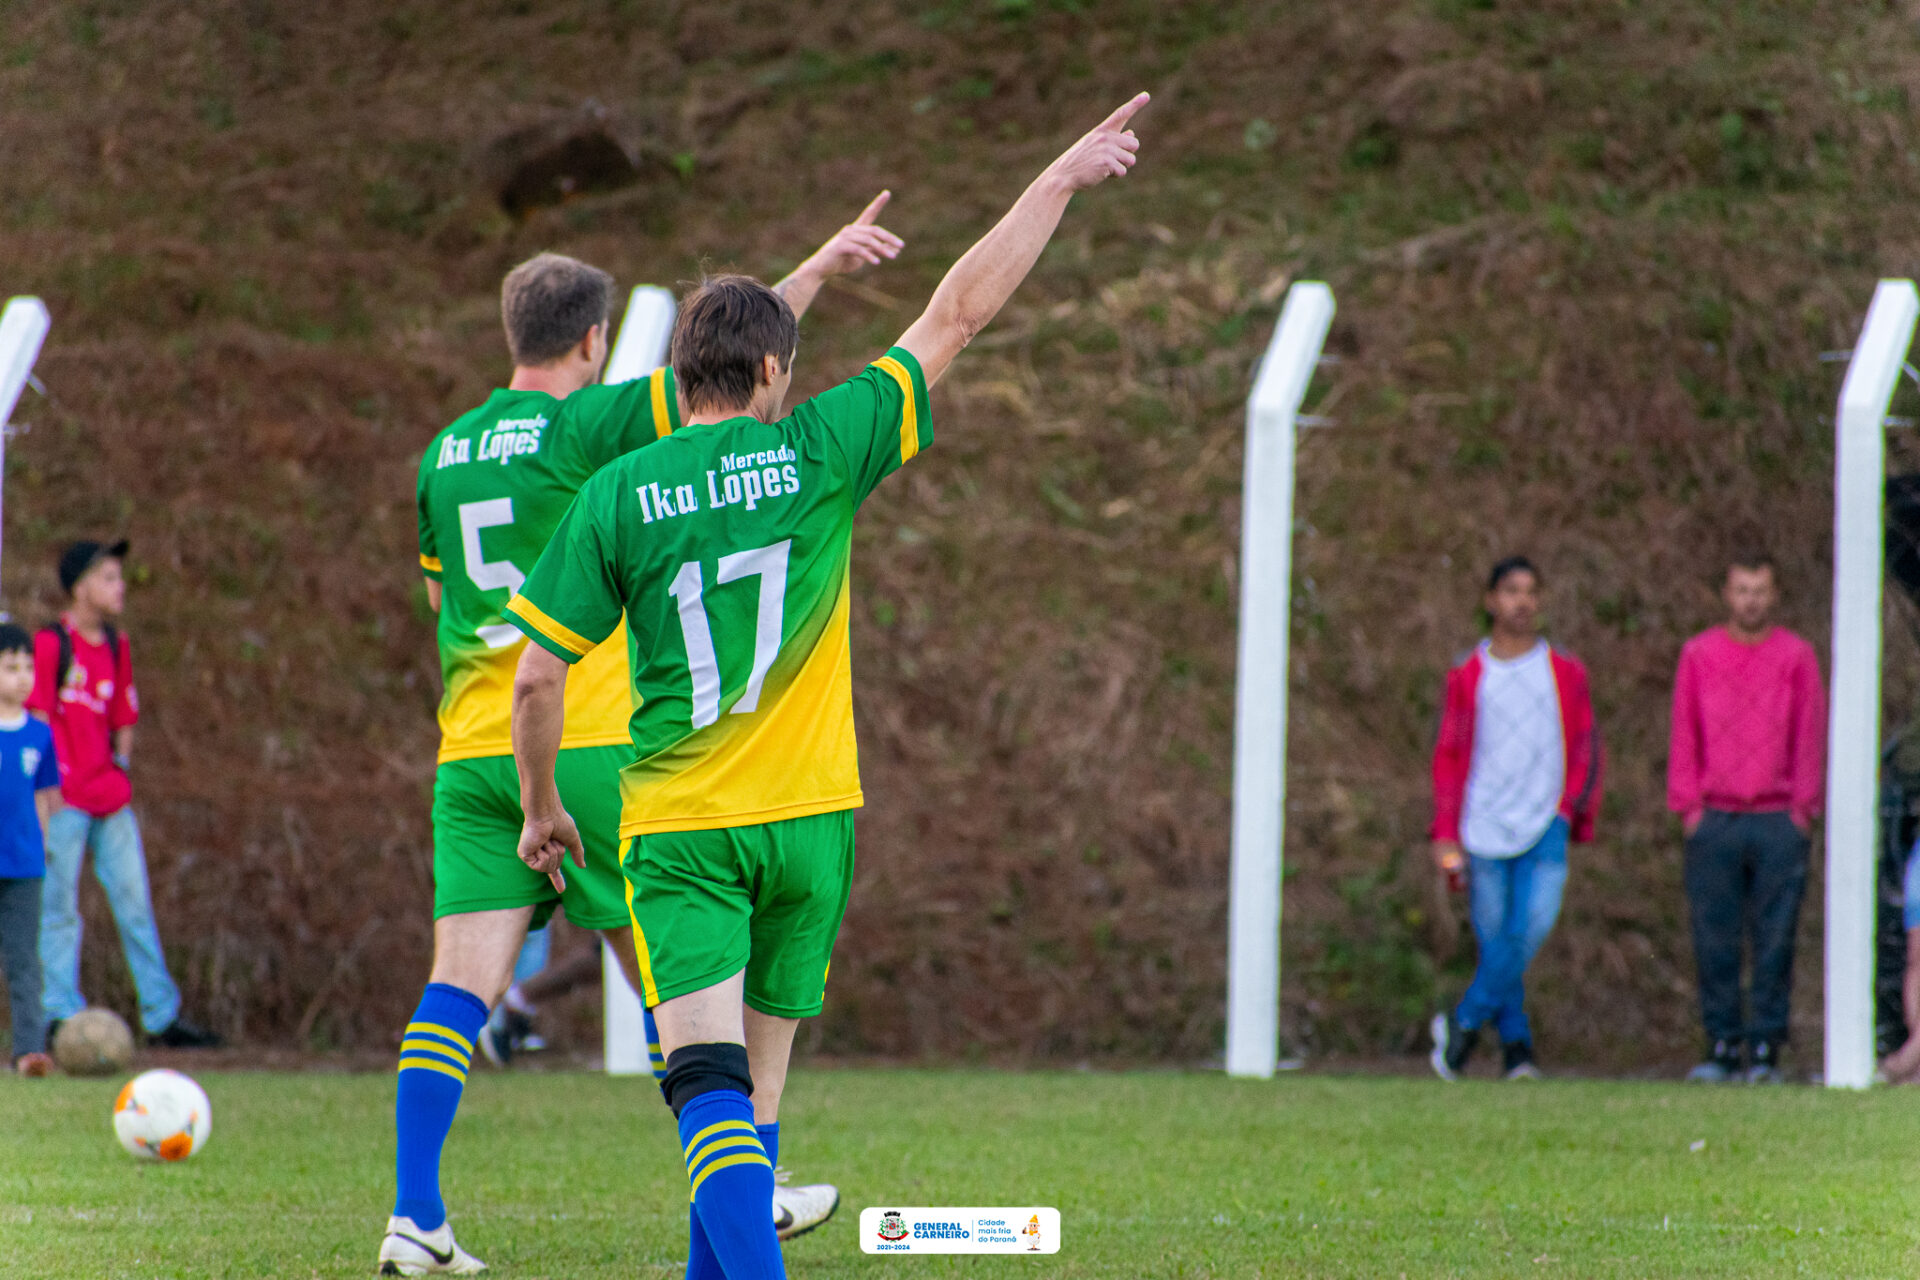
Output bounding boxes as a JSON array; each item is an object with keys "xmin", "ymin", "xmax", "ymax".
[
  {"xmin": 1099, "ymin": 92, "xmax": 1151, "ymax": 133},
  {"xmin": 855, "ymin": 190, "xmax": 891, "ymax": 225}
]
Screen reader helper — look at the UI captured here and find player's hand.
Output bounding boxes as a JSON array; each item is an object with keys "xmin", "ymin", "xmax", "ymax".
[
  {"xmin": 1044, "ymin": 92, "xmax": 1149, "ymax": 194},
  {"xmin": 518, "ymin": 806, "xmax": 586, "ymax": 894},
  {"xmin": 796, "ymin": 192, "xmax": 904, "ymax": 279}
]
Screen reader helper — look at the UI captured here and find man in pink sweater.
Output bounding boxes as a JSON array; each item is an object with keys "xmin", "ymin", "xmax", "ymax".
[{"xmin": 1668, "ymin": 554, "xmax": 1826, "ymax": 1084}]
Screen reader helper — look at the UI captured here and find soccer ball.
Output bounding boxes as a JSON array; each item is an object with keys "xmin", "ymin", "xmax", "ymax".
[
  {"xmin": 113, "ymin": 1069, "xmax": 211, "ymax": 1161},
  {"xmin": 52, "ymin": 1007, "xmax": 135, "ymax": 1076}
]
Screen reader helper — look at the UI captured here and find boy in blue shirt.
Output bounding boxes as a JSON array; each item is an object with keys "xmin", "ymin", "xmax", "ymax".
[{"xmin": 0, "ymin": 623, "xmax": 65, "ymax": 1075}]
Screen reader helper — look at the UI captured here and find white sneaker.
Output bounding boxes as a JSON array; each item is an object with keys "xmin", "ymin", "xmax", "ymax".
[
  {"xmin": 772, "ymin": 1172, "xmax": 840, "ymax": 1242},
  {"xmin": 378, "ymin": 1215, "xmax": 487, "ymax": 1275}
]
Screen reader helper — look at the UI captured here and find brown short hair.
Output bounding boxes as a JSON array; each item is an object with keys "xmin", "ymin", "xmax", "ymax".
[
  {"xmin": 669, "ymin": 275, "xmax": 798, "ymax": 414},
  {"xmin": 500, "ymin": 252, "xmax": 613, "ymax": 366}
]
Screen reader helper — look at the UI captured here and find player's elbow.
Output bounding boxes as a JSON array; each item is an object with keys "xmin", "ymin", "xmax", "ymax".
[{"xmin": 512, "ymin": 644, "xmax": 568, "ymax": 705}]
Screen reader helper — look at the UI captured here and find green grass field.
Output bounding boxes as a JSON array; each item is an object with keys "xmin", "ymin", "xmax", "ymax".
[{"xmin": 4, "ymin": 1067, "xmax": 1919, "ymax": 1278}]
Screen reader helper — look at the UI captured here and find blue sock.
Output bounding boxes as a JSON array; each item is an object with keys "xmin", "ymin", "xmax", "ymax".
[
  {"xmin": 757, "ymin": 1122, "xmax": 779, "ymax": 1170},
  {"xmin": 646, "ymin": 1006, "xmax": 667, "ymax": 1080},
  {"xmin": 688, "ymin": 1206, "xmax": 724, "ymax": 1280},
  {"xmin": 690, "ymin": 1121, "xmax": 779, "ymax": 1278},
  {"xmin": 679, "ymin": 1090, "xmax": 782, "ymax": 1279},
  {"xmin": 393, "ymin": 983, "xmax": 488, "ymax": 1232}
]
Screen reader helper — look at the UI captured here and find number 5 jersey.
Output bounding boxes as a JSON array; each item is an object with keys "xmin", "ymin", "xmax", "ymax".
[{"xmin": 416, "ymin": 368, "xmax": 683, "ymax": 763}]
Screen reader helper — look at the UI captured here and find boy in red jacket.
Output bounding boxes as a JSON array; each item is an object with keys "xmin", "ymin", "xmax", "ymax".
[{"xmin": 1429, "ymin": 557, "xmax": 1603, "ymax": 1080}]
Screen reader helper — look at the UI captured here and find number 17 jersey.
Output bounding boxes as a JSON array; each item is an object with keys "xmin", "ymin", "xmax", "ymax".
[
  {"xmin": 505, "ymin": 347, "xmax": 931, "ymax": 837},
  {"xmin": 417, "ymin": 368, "xmax": 682, "ymax": 763}
]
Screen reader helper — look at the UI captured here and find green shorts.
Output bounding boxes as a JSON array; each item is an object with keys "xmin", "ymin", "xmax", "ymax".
[
  {"xmin": 432, "ymin": 745, "xmax": 628, "ymax": 931},
  {"xmin": 624, "ymin": 809, "xmax": 854, "ymax": 1018}
]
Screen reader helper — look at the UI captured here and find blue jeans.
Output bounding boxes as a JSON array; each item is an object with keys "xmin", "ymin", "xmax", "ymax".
[
  {"xmin": 1455, "ymin": 818, "xmax": 1569, "ymax": 1046},
  {"xmin": 38, "ymin": 806, "xmax": 180, "ymax": 1033}
]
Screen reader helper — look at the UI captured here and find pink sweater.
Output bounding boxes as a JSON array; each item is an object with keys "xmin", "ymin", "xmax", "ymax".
[{"xmin": 1667, "ymin": 627, "xmax": 1826, "ymax": 825}]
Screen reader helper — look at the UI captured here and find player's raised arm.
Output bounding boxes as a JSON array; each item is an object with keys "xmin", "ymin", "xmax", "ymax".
[
  {"xmin": 897, "ymin": 92, "xmax": 1148, "ymax": 387},
  {"xmin": 773, "ymin": 191, "xmax": 905, "ymax": 320}
]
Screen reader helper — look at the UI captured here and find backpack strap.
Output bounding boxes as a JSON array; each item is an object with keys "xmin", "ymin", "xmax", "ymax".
[
  {"xmin": 41, "ymin": 621, "xmax": 125, "ymax": 697},
  {"xmin": 40, "ymin": 622, "xmax": 74, "ymax": 695}
]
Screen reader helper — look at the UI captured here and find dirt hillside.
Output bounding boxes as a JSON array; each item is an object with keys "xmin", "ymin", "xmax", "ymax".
[{"xmin": 4, "ymin": 0, "xmax": 1919, "ymax": 1067}]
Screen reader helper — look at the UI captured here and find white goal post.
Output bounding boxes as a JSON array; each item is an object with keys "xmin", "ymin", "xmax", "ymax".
[
  {"xmin": 1226, "ymin": 282, "xmax": 1335, "ymax": 1079},
  {"xmin": 599, "ymin": 283, "xmax": 676, "ymax": 1075},
  {"xmin": 0, "ymin": 296, "xmax": 51, "ymax": 583},
  {"xmin": 1826, "ymin": 278, "xmax": 1919, "ymax": 1089}
]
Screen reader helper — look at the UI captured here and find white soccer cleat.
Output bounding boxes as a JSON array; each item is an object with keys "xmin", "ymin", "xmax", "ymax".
[
  {"xmin": 378, "ymin": 1215, "xmax": 487, "ymax": 1275},
  {"xmin": 773, "ymin": 1173, "xmax": 840, "ymax": 1242}
]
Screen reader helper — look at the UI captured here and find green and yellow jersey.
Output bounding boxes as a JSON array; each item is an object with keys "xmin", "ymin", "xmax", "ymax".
[
  {"xmin": 417, "ymin": 368, "xmax": 682, "ymax": 763},
  {"xmin": 505, "ymin": 347, "xmax": 931, "ymax": 836}
]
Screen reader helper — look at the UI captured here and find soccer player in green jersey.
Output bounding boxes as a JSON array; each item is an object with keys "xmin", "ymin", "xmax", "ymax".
[
  {"xmin": 505, "ymin": 92, "xmax": 1148, "ymax": 1280},
  {"xmin": 380, "ymin": 198, "xmax": 903, "ymax": 1278}
]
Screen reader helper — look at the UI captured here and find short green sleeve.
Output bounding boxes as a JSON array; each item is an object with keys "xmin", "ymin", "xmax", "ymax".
[
  {"xmin": 416, "ymin": 456, "xmax": 442, "ymax": 580},
  {"xmin": 503, "ymin": 482, "xmax": 624, "ymax": 664},
  {"xmin": 559, "ymin": 368, "xmax": 683, "ymax": 476},
  {"xmin": 792, "ymin": 346, "xmax": 932, "ymax": 506}
]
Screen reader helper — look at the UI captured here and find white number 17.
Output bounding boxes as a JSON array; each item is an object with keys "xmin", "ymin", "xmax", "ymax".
[{"xmin": 667, "ymin": 539, "xmax": 791, "ymax": 728}]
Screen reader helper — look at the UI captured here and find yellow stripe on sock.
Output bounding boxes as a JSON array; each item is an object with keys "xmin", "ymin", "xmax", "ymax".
[
  {"xmin": 400, "ymin": 1038, "xmax": 470, "ymax": 1069},
  {"xmin": 687, "ymin": 1151, "xmax": 772, "ymax": 1201},
  {"xmin": 398, "ymin": 1057, "xmax": 467, "ymax": 1083},
  {"xmin": 682, "ymin": 1118, "xmax": 757, "ymax": 1157},
  {"xmin": 405, "ymin": 1022, "xmax": 475, "ymax": 1056},
  {"xmin": 686, "ymin": 1133, "xmax": 763, "ymax": 1175}
]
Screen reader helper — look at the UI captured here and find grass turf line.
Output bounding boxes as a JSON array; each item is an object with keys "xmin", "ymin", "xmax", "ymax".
[{"xmin": 2, "ymin": 1068, "xmax": 1917, "ymax": 1278}]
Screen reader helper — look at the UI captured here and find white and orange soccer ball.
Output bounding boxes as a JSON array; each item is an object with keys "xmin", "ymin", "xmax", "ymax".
[{"xmin": 112, "ymin": 1069, "xmax": 211, "ymax": 1161}]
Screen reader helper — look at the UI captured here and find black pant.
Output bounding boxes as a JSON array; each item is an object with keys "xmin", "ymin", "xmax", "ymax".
[
  {"xmin": 0, "ymin": 876, "xmax": 45, "ymax": 1057},
  {"xmin": 1683, "ymin": 810, "xmax": 1809, "ymax": 1046}
]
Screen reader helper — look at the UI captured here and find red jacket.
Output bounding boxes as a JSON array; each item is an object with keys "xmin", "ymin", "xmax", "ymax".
[{"xmin": 1430, "ymin": 644, "xmax": 1603, "ymax": 845}]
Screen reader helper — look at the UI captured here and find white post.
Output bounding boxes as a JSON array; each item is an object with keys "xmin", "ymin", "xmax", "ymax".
[
  {"xmin": 0, "ymin": 297, "xmax": 51, "ymax": 582},
  {"xmin": 599, "ymin": 282, "xmax": 675, "ymax": 1075},
  {"xmin": 603, "ymin": 285, "xmax": 676, "ymax": 386},
  {"xmin": 1826, "ymin": 278, "xmax": 1919, "ymax": 1089},
  {"xmin": 1226, "ymin": 282, "xmax": 1334, "ymax": 1079},
  {"xmin": 602, "ymin": 942, "xmax": 652, "ymax": 1076}
]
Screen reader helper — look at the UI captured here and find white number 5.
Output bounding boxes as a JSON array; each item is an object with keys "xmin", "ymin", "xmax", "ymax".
[
  {"xmin": 460, "ymin": 498, "xmax": 527, "ymax": 649},
  {"xmin": 668, "ymin": 539, "xmax": 791, "ymax": 727}
]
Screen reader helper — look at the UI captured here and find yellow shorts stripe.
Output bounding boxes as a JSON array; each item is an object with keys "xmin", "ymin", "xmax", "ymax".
[
  {"xmin": 398, "ymin": 1057, "xmax": 468, "ymax": 1083},
  {"xmin": 504, "ymin": 593, "xmax": 597, "ymax": 658},
  {"xmin": 419, "ymin": 554, "xmax": 443, "ymax": 574},
  {"xmin": 651, "ymin": 370, "xmax": 673, "ymax": 439},
  {"xmin": 682, "ymin": 1118, "xmax": 757, "ymax": 1155},
  {"xmin": 871, "ymin": 356, "xmax": 919, "ymax": 464},
  {"xmin": 688, "ymin": 1152, "xmax": 772, "ymax": 1201},
  {"xmin": 686, "ymin": 1133, "xmax": 763, "ymax": 1175},
  {"xmin": 400, "ymin": 1038, "xmax": 470, "ymax": 1068},
  {"xmin": 624, "ymin": 873, "xmax": 661, "ymax": 1004},
  {"xmin": 405, "ymin": 1022, "xmax": 475, "ymax": 1056}
]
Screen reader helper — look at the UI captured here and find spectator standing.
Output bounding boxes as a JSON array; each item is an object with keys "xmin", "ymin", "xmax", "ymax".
[
  {"xmin": 32, "ymin": 540, "xmax": 218, "ymax": 1048},
  {"xmin": 0, "ymin": 623, "xmax": 63, "ymax": 1076},
  {"xmin": 1429, "ymin": 557, "xmax": 1603, "ymax": 1081},
  {"xmin": 1669, "ymin": 553, "xmax": 1824, "ymax": 1084}
]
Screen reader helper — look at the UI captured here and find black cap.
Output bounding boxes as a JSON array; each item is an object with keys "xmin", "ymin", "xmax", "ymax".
[{"xmin": 58, "ymin": 539, "xmax": 129, "ymax": 596}]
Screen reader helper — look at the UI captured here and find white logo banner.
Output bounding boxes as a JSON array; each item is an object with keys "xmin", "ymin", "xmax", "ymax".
[{"xmin": 860, "ymin": 1206, "xmax": 1060, "ymax": 1254}]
